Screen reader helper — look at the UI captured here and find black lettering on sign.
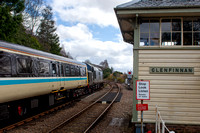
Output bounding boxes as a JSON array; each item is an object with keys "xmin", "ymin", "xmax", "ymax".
[{"xmin": 150, "ymin": 67, "xmax": 194, "ymax": 74}]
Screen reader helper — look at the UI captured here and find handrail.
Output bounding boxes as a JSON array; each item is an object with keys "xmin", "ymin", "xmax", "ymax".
[{"xmin": 155, "ymin": 105, "xmax": 175, "ymax": 133}]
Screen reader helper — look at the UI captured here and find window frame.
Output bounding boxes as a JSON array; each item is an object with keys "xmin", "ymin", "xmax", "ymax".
[
  {"xmin": 16, "ymin": 56, "xmax": 33, "ymax": 75},
  {"xmin": 70, "ymin": 65, "xmax": 75, "ymax": 76},
  {"xmin": 64, "ymin": 63, "xmax": 71, "ymax": 76},
  {"xmin": 139, "ymin": 17, "xmax": 200, "ymax": 47},
  {"xmin": 140, "ymin": 18, "xmax": 160, "ymax": 47},
  {"xmin": 51, "ymin": 63, "xmax": 57, "ymax": 76},
  {"xmin": 0, "ymin": 53, "xmax": 12, "ymax": 75},
  {"xmin": 38, "ymin": 60, "xmax": 50, "ymax": 76}
]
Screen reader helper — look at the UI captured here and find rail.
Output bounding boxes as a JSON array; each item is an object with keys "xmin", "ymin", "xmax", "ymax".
[
  {"xmin": 0, "ymin": 101, "xmax": 72, "ymax": 133},
  {"xmin": 84, "ymin": 83, "xmax": 120, "ymax": 132},
  {"xmin": 47, "ymin": 83, "xmax": 120, "ymax": 133}
]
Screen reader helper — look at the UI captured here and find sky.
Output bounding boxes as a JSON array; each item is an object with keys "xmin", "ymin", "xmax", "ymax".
[{"xmin": 47, "ymin": 0, "xmax": 138, "ymax": 73}]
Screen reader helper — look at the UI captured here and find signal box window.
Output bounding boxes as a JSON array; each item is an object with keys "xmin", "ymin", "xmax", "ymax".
[
  {"xmin": 183, "ymin": 18, "xmax": 192, "ymax": 45},
  {"xmin": 17, "ymin": 58, "xmax": 33, "ymax": 74},
  {"xmin": 0, "ymin": 54, "xmax": 11, "ymax": 74},
  {"xmin": 140, "ymin": 17, "xmax": 200, "ymax": 46},
  {"xmin": 161, "ymin": 19, "xmax": 181, "ymax": 46},
  {"xmin": 193, "ymin": 18, "xmax": 200, "ymax": 45},
  {"xmin": 140, "ymin": 19, "xmax": 160, "ymax": 46}
]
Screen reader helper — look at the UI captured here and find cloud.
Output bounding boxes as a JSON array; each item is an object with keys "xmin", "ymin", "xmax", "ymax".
[
  {"xmin": 49, "ymin": 0, "xmax": 136, "ymax": 72},
  {"xmin": 51, "ymin": 0, "xmax": 132, "ymax": 28},
  {"xmin": 57, "ymin": 23, "xmax": 92, "ymax": 41},
  {"xmin": 57, "ymin": 24, "xmax": 133, "ymax": 72}
]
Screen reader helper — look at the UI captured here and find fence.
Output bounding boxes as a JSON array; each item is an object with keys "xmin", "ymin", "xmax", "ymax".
[{"xmin": 155, "ymin": 105, "xmax": 175, "ymax": 133}]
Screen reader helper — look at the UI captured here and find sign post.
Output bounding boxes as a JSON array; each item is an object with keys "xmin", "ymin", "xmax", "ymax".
[{"xmin": 136, "ymin": 80, "xmax": 150, "ymax": 133}]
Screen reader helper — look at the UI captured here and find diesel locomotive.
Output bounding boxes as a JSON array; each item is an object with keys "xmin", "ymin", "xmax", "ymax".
[{"xmin": 0, "ymin": 40, "xmax": 103, "ymax": 121}]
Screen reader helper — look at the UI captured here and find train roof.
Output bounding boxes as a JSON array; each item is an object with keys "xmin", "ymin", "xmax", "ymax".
[
  {"xmin": 85, "ymin": 63, "xmax": 103, "ymax": 72},
  {"xmin": 0, "ymin": 40, "xmax": 86, "ymax": 66}
]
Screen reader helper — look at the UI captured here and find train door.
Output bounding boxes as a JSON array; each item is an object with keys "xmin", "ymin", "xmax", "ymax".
[
  {"xmin": 51, "ymin": 63, "xmax": 59, "ymax": 90},
  {"xmin": 60, "ymin": 63, "xmax": 65, "ymax": 88}
]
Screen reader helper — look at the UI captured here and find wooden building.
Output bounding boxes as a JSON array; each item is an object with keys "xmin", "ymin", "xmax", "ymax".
[{"xmin": 115, "ymin": 0, "xmax": 200, "ymax": 125}]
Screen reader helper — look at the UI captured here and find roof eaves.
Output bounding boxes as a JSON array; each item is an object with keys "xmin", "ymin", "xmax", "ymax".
[{"xmin": 115, "ymin": 5, "xmax": 200, "ymax": 11}]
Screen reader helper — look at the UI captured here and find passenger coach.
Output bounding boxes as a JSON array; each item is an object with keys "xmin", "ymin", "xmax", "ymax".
[{"xmin": 0, "ymin": 40, "xmax": 88, "ymax": 120}]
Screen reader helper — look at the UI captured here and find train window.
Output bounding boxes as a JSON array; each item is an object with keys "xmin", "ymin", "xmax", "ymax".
[
  {"xmin": 61, "ymin": 64, "xmax": 64, "ymax": 77},
  {"xmin": 93, "ymin": 71, "xmax": 96, "ymax": 79},
  {"xmin": 17, "ymin": 58, "xmax": 33, "ymax": 73},
  {"xmin": 80, "ymin": 67, "xmax": 86, "ymax": 76},
  {"xmin": 0, "ymin": 55, "xmax": 11, "ymax": 74},
  {"xmin": 39, "ymin": 62, "xmax": 49, "ymax": 75},
  {"xmin": 71, "ymin": 65, "xmax": 75, "ymax": 76},
  {"xmin": 78, "ymin": 67, "xmax": 80, "ymax": 76},
  {"xmin": 75, "ymin": 66, "xmax": 80, "ymax": 76},
  {"xmin": 52, "ymin": 64, "xmax": 57, "ymax": 75},
  {"xmin": 65, "ymin": 64, "xmax": 70, "ymax": 76}
]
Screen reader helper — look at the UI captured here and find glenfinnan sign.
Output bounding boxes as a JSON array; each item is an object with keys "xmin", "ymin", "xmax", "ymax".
[{"xmin": 150, "ymin": 67, "xmax": 194, "ymax": 74}]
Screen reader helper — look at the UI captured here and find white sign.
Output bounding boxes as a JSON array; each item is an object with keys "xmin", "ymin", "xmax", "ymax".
[
  {"xmin": 127, "ymin": 75, "xmax": 132, "ymax": 79},
  {"xmin": 136, "ymin": 80, "xmax": 150, "ymax": 100}
]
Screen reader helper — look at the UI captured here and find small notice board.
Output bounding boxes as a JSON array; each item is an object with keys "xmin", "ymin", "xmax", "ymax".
[
  {"xmin": 136, "ymin": 104, "xmax": 148, "ymax": 111},
  {"xmin": 136, "ymin": 80, "xmax": 150, "ymax": 100}
]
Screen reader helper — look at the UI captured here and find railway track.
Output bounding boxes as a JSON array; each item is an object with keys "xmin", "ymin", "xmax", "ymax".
[
  {"xmin": 0, "ymin": 101, "xmax": 73, "ymax": 133},
  {"xmin": 0, "ymin": 83, "xmax": 108, "ymax": 133},
  {"xmin": 47, "ymin": 83, "xmax": 120, "ymax": 133}
]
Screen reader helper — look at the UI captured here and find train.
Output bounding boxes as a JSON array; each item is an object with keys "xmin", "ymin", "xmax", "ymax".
[{"xmin": 0, "ymin": 40, "xmax": 103, "ymax": 121}]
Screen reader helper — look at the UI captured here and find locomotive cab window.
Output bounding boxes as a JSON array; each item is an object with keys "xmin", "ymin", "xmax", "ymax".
[
  {"xmin": 0, "ymin": 53, "xmax": 11, "ymax": 75},
  {"xmin": 17, "ymin": 58, "xmax": 33, "ymax": 74}
]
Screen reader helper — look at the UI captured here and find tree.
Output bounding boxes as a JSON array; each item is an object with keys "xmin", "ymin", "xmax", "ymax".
[
  {"xmin": 103, "ymin": 68, "xmax": 112, "ymax": 79},
  {"xmin": 111, "ymin": 67, "xmax": 114, "ymax": 73},
  {"xmin": 12, "ymin": 24, "xmax": 42, "ymax": 50},
  {"xmin": 0, "ymin": 0, "xmax": 24, "ymax": 41},
  {"xmin": 37, "ymin": 5, "xmax": 61, "ymax": 55},
  {"xmin": 23, "ymin": 0, "xmax": 44, "ymax": 35}
]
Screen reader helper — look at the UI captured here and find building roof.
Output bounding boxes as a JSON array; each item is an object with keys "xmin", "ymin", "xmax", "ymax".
[
  {"xmin": 115, "ymin": 0, "xmax": 200, "ymax": 45},
  {"xmin": 117, "ymin": 0, "xmax": 200, "ymax": 9}
]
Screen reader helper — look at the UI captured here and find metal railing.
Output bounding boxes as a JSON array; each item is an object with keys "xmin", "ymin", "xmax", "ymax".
[{"xmin": 155, "ymin": 105, "xmax": 175, "ymax": 133}]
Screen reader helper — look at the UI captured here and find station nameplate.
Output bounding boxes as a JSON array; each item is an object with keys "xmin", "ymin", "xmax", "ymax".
[{"xmin": 150, "ymin": 67, "xmax": 194, "ymax": 74}]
